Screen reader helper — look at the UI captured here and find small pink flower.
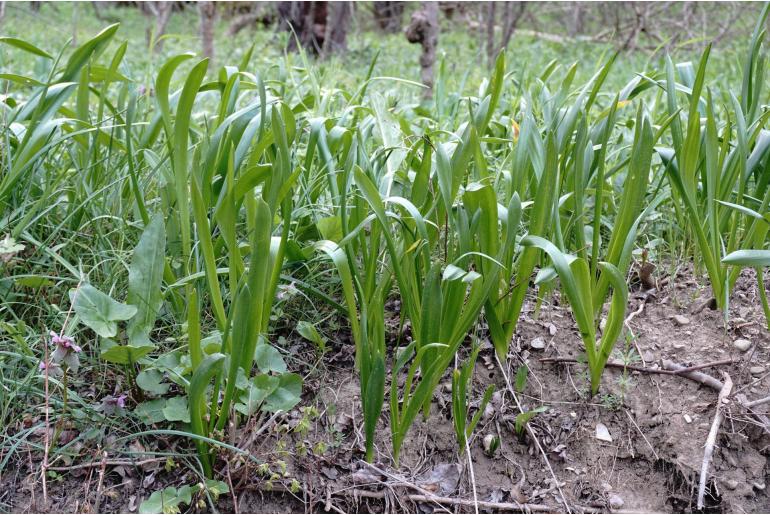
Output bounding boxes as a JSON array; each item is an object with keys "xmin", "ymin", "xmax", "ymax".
[
  {"xmin": 49, "ymin": 330, "xmax": 81, "ymax": 372},
  {"xmin": 50, "ymin": 331, "xmax": 81, "ymax": 353},
  {"xmin": 99, "ymin": 394, "xmax": 129, "ymax": 415},
  {"xmin": 38, "ymin": 360, "xmax": 63, "ymax": 377}
]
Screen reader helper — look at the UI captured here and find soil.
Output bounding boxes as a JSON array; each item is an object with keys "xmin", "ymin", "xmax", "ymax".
[{"xmin": 3, "ymin": 264, "xmax": 770, "ymax": 513}]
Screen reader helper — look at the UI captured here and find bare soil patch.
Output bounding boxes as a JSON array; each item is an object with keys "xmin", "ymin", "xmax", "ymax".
[{"xmin": 3, "ymin": 266, "xmax": 769, "ymax": 513}]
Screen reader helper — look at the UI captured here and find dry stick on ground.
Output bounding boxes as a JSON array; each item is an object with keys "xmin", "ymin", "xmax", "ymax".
[
  {"xmin": 264, "ymin": 480, "xmax": 602, "ymax": 514},
  {"xmin": 46, "ymin": 457, "xmax": 166, "ymax": 472},
  {"xmin": 495, "ymin": 354, "xmax": 573, "ymax": 514},
  {"xmin": 539, "ymin": 357, "xmax": 734, "ymax": 381},
  {"xmin": 93, "ymin": 451, "xmax": 107, "ymax": 513},
  {"xmin": 697, "ymin": 373, "xmax": 733, "ymax": 510},
  {"xmin": 41, "ymin": 336, "xmax": 50, "ymax": 507}
]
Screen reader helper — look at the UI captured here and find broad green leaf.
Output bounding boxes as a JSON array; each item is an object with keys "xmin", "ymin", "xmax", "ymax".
[
  {"xmin": 235, "ymin": 375, "xmax": 280, "ymax": 415},
  {"xmin": 136, "ymin": 369, "xmax": 170, "ymax": 395},
  {"xmin": 71, "ymin": 284, "xmax": 137, "ymax": 338},
  {"xmin": 263, "ymin": 373, "xmax": 302, "ymax": 412},
  {"xmin": 101, "ymin": 344, "xmax": 154, "ymax": 365},
  {"xmin": 0, "ymin": 37, "xmax": 53, "ymax": 59},
  {"xmin": 126, "ymin": 214, "xmax": 166, "ymax": 346},
  {"xmin": 162, "ymin": 396, "xmax": 190, "ymax": 423},
  {"xmin": 254, "ymin": 342, "xmax": 287, "ymax": 374},
  {"xmin": 296, "ymin": 321, "xmax": 326, "ymax": 352},
  {"xmin": 723, "ymin": 249, "xmax": 770, "ymax": 267},
  {"xmin": 134, "ymin": 399, "xmax": 167, "ymax": 425},
  {"xmin": 316, "ymin": 216, "xmax": 343, "ymax": 242}
]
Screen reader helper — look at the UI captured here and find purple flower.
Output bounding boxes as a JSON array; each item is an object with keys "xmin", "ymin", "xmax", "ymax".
[
  {"xmin": 38, "ymin": 360, "xmax": 63, "ymax": 378},
  {"xmin": 99, "ymin": 394, "xmax": 129, "ymax": 415},
  {"xmin": 49, "ymin": 330, "xmax": 81, "ymax": 372}
]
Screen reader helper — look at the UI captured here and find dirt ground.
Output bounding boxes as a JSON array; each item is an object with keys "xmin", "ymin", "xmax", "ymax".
[{"xmin": 3, "ymin": 264, "xmax": 769, "ymax": 513}]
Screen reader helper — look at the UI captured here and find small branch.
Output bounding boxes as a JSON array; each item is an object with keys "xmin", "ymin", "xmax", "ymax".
[
  {"xmin": 345, "ymin": 489, "xmax": 601, "ymax": 514},
  {"xmin": 697, "ymin": 373, "xmax": 733, "ymax": 510},
  {"xmin": 46, "ymin": 457, "xmax": 165, "ymax": 472},
  {"xmin": 745, "ymin": 394, "xmax": 770, "ymax": 408},
  {"xmin": 540, "ymin": 357, "xmax": 733, "ymax": 385}
]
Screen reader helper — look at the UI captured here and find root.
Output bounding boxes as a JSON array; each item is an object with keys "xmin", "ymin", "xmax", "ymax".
[{"xmin": 697, "ymin": 373, "xmax": 733, "ymax": 510}]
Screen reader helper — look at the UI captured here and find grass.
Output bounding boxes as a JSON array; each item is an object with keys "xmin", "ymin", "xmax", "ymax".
[{"xmin": 2, "ymin": 1, "xmax": 770, "ymax": 504}]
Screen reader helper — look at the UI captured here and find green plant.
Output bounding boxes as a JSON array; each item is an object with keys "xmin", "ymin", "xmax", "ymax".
[
  {"xmin": 522, "ymin": 236, "xmax": 629, "ymax": 396},
  {"xmin": 451, "ymin": 343, "xmax": 494, "ymax": 453}
]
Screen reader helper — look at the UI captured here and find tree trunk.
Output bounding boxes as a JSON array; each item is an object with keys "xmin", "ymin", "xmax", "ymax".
[
  {"xmin": 227, "ymin": 3, "xmax": 275, "ymax": 37},
  {"xmin": 277, "ymin": 1, "xmax": 329, "ymax": 55},
  {"xmin": 405, "ymin": 1, "xmax": 439, "ymax": 97},
  {"xmin": 485, "ymin": 1, "xmax": 526, "ymax": 66},
  {"xmin": 485, "ymin": 2, "xmax": 496, "ymax": 66},
  {"xmin": 373, "ymin": 1, "xmax": 404, "ymax": 33},
  {"xmin": 323, "ymin": 1, "xmax": 351, "ymax": 56},
  {"xmin": 140, "ymin": 2, "xmax": 174, "ymax": 53},
  {"xmin": 199, "ymin": 1, "xmax": 217, "ymax": 62}
]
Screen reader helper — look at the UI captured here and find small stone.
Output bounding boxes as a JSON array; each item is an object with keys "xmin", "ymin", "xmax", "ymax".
[
  {"xmin": 547, "ymin": 323, "xmax": 557, "ymax": 336},
  {"xmin": 724, "ymin": 479, "xmax": 739, "ymax": 490},
  {"xmin": 608, "ymin": 494, "xmax": 624, "ymax": 509},
  {"xmin": 595, "ymin": 423, "xmax": 612, "ymax": 443},
  {"xmin": 672, "ymin": 315, "xmax": 690, "ymax": 326},
  {"xmin": 733, "ymin": 339, "xmax": 752, "ymax": 352},
  {"xmin": 599, "ymin": 318, "xmax": 607, "ymax": 331},
  {"xmin": 752, "ymin": 481, "xmax": 766, "ymax": 491},
  {"xmin": 750, "ymin": 366, "xmax": 766, "ymax": 376},
  {"xmin": 530, "ymin": 337, "xmax": 546, "ymax": 350},
  {"xmin": 673, "ymin": 343, "xmax": 686, "ymax": 350},
  {"xmin": 683, "ymin": 414, "xmax": 692, "ymax": 424}
]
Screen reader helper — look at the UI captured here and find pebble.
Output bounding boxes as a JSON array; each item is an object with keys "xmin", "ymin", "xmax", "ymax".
[
  {"xmin": 750, "ymin": 366, "xmax": 766, "ymax": 376},
  {"xmin": 683, "ymin": 414, "xmax": 692, "ymax": 424},
  {"xmin": 724, "ymin": 479, "xmax": 739, "ymax": 490},
  {"xmin": 595, "ymin": 423, "xmax": 613, "ymax": 443},
  {"xmin": 753, "ymin": 481, "xmax": 766, "ymax": 491},
  {"xmin": 672, "ymin": 315, "xmax": 690, "ymax": 326},
  {"xmin": 530, "ymin": 337, "xmax": 546, "ymax": 350},
  {"xmin": 608, "ymin": 494, "xmax": 624, "ymax": 509},
  {"xmin": 733, "ymin": 339, "xmax": 752, "ymax": 352}
]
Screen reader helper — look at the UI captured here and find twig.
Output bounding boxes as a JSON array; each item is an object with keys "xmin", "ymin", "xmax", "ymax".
[
  {"xmin": 540, "ymin": 357, "xmax": 732, "ymax": 385},
  {"xmin": 745, "ymin": 394, "xmax": 770, "ymax": 408},
  {"xmin": 342, "ymin": 488, "xmax": 601, "ymax": 513},
  {"xmin": 661, "ymin": 360, "xmax": 725, "ymax": 391},
  {"xmin": 697, "ymin": 373, "xmax": 733, "ymax": 510},
  {"xmin": 624, "ymin": 409, "xmax": 659, "ymax": 461},
  {"xmin": 41, "ymin": 336, "xmax": 50, "ymax": 508},
  {"xmin": 464, "ymin": 435, "xmax": 479, "ymax": 515},
  {"xmin": 93, "ymin": 451, "xmax": 107, "ymax": 513},
  {"xmin": 496, "ymin": 354, "xmax": 572, "ymax": 514},
  {"xmin": 46, "ymin": 457, "xmax": 166, "ymax": 472}
]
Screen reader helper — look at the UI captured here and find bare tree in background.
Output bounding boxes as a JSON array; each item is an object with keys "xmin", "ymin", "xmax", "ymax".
[
  {"xmin": 0, "ymin": 2, "xmax": 5, "ymax": 26},
  {"xmin": 199, "ymin": 1, "xmax": 217, "ymax": 62},
  {"xmin": 277, "ymin": 1, "xmax": 351, "ymax": 57},
  {"xmin": 485, "ymin": 1, "xmax": 526, "ymax": 66},
  {"xmin": 227, "ymin": 3, "xmax": 275, "ymax": 37},
  {"xmin": 405, "ymin": 2, "xmax": 439, "ymax": 98},
  {"xmin": 140, "ymin": 2, "xmax": 174, "ymax": 53},
  {"xmin": 277, "ymin": 1, "xmax": 327, "ymax": 54},
  {"xmin": 322, "ymin": 2, "xmax": 352, "ymax": 55},
  {"xmin": 373, "ymin": 1, "xmax": 404, "ymax": 33}
]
